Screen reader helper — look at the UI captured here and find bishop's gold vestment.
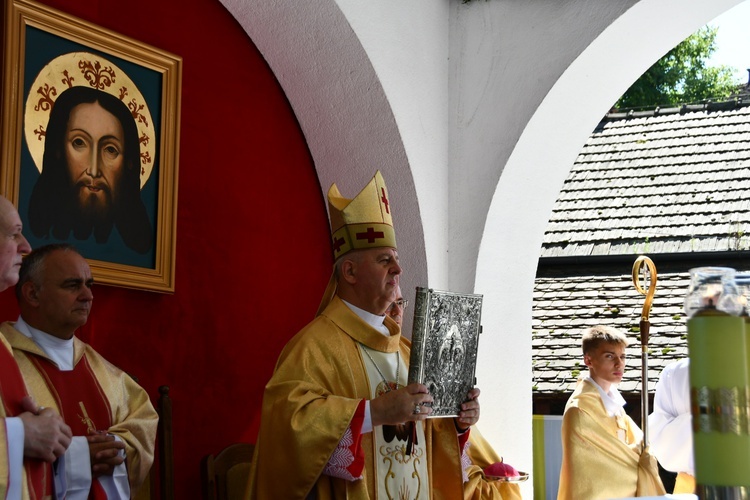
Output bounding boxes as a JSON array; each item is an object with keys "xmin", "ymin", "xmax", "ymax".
[
  {"xmin": 247, "ymin": 296, "xmax": 521, "ymax": 499},
  {"xmin": 2, "ymin": 322, "xmax": 158, "ymax": 494},
  {"xmin": 558, "ymin": 379, "xmax": 665, "ymax": 500}
]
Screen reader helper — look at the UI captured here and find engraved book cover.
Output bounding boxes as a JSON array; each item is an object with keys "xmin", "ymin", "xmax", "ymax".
[{"xmin": 407, "ymin": 287, "xmax": 483, "ymax": 417}]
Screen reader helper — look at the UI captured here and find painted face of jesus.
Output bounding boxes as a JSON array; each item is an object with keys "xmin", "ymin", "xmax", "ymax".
[{"xmin": 64, "ymin": 101, "xmax": 125, "ymax": 219}]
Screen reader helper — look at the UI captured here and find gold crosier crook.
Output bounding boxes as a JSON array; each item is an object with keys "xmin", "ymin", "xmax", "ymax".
[{"xmin": 632, "ymin": 255, "xmax": 657, "ymax": 451}]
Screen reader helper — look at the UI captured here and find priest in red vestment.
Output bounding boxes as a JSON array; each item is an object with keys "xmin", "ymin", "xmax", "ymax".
[
  {"xmin": 0, "ymin": 195, "xmax": 72, "ymax": 499},
  {"xmin": 3, "ymin": 243, "xmax": 157, "ymax": 498}
]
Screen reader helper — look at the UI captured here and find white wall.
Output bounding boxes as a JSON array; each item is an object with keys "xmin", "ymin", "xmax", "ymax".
[
  {"xmin": 473, "ymin": 3, "xmax": 743, "ymax": 495},
  {"xmin": 333, "ymin": 0, "xmax": 451, "ymax": 324},
  {"xmin": 221, "ymin": 0, "xmax": 746, "ymax": 496},
  {"xmin": 221, "ymin": 0, "xmax": 435, "ymax": 322}
]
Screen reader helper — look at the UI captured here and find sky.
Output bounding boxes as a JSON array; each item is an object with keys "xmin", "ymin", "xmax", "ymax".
[{"xmin": 706, "ymin": 1, "xmax": 750, "ymax": 84}]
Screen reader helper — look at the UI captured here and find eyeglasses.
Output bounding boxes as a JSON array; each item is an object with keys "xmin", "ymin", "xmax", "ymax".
[{"xmin": 389, "ymin": 299, "xmax": 409, "ymax": 310}]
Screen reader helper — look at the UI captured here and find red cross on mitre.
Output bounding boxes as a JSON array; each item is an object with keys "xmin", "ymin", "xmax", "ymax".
[
  {"xmin": 380, "ymin": 188, "xmax": 390, "ymax": 214},
  {"xmin": 356, "ymin": 227, "xmax": 385, "ymax": 243},
  {"xmin": 332, "ymin": 236, "xmax": 346, "ymax": 253}
]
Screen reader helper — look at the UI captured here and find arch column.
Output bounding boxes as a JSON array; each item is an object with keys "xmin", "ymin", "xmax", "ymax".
[
  {"xmin": 221, "ymin": 0, "xmax": 744, "ymax": 495},
  {"xmin": 475, "ymin": 0, "xmax": 743, "ymax": 488}
]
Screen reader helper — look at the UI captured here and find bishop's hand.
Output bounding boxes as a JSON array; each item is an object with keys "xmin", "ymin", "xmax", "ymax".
[
  {"xmin": 455, "ymin": 387, "xmax": 481, "ymax": 432},
  {"xmin": 370, "ymin": 383, "xmax": 433, "ymax": 426}
]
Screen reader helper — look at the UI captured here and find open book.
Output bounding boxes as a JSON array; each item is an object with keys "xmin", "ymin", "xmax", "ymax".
[{"xmin": 407, "ymin": 287, "xmax": 483, "ymax": 417}]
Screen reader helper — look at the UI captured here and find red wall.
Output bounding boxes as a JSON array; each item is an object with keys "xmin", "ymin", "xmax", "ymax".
[{"xmin": 0, "ymin": 0, "xmax": 332, "ymax": 496}]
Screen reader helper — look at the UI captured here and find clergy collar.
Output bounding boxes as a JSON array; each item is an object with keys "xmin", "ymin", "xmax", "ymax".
[
  {"xmin": 342, "ymin": 300, "xmax": 390, "ymax": 336},
  {"xmin": 585, "ymin": 375, "xmax": 626, "ymax": 417},
  {"xmin": 15, "ymin": 316, "xmax": 75, "ymax": 371}
]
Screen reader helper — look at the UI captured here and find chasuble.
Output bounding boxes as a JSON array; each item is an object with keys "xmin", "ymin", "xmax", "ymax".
[
  {"xmin": 558, "ymin": 378, "xmax": 665, "ymax": 500},
  {"xmin": 2, "ymin": 322, "xmax": 157, "ymax": 497},
  {"xmin": 0, "ymin": 333, "xmax": 52, "ymax": 499},
  {"xmin": 247, "ymin": 296, "xmax": 521, "ymax": 499}
]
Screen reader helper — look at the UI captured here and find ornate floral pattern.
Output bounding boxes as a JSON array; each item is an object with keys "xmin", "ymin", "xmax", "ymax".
[
  {"xmin": 461, "ymin": 439, "xmax": 472, "ymax": 483},
  {"xmin": 323, "ymin": 426, "xmax": 363, "ymax": 481}
]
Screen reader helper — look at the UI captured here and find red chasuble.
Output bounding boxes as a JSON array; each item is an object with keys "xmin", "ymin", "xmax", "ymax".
[
  {"xmin": 30, "ymin": 354, "xmax": 113, "ymax": 500},
  {"xmin": 0, "ymin": 344, "xmax": 52, "ymax": 499}
]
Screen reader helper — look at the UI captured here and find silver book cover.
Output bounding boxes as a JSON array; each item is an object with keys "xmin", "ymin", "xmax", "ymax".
[{"xmin": 407, "ymin": 287, "xmax": 483, "ymax": 417}]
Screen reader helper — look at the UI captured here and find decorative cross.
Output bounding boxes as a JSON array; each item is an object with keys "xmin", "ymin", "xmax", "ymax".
[
  {"xmin": 78, "ymin": 401, "xmax": 96, "ymax": 434},
  {"xmin": 381, "ymin": 188, "xmax": 390, "ymax": 214},
  {"xmin": 332, "ymin": 237, "xmax": 346, "ymax": 253},
  {"xmin": 356, "ymin": 227, "xmax": 384, "ymax": 243}
]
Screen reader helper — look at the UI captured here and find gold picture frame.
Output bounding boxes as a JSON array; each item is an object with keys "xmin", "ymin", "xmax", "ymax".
[{"xmin": 1, "ymin": 0, "xmax": 181, "ymax": 292}]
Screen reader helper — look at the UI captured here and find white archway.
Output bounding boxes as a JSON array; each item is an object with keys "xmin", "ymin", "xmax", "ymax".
[
  {"xmin": 219, "ymin": 0, "xmax": 430, "ymax": 303},
  {"xmin": 221, "ymin": 0, "xmax": 745, "ymax": 494},
  {"xmin": 475, "ymin": 0, "xmax": 745, "ymax": 488}
]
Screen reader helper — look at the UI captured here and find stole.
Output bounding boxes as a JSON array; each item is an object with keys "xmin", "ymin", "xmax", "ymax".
[
  {"xmin": 0, "ymin": 343, "xmax": 52, "ymax": 499},
  {"xmin": 30, "ymin": 354, "xmax": 113, "ymax": 500}
]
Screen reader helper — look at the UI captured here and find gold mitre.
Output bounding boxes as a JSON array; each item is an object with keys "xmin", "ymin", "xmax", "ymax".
[{"xmin": 327, "ymin": 170, "xmax": 397, "ymax": 260}]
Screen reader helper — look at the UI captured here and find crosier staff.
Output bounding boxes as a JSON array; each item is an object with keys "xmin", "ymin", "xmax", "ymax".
[{"xmin": 631, "ymin": 255, "xmax": 657, "ymax": 451}]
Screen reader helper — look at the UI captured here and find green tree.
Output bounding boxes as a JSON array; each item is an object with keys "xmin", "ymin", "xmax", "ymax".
[{"xmin": 616, "ymin": 26, "xmax": 741, "ymax": 110}]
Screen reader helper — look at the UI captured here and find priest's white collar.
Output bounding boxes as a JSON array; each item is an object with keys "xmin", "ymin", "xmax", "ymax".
[
  {"xmin": 15, "ymin": 316, "xmax": 75, "ymax": 371},
  {"xmin": 585, "ymin": 375, "xmax": 626, "ymax": 417},
  {"xmin": 341, "ymin": 300, "xmax": 390, "ymax": 336}
]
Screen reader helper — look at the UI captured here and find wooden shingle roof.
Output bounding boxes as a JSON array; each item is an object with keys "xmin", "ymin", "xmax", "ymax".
[
  {"xmin": 533, "ymin": 269, "xmax": 689, "ymax": 394},
  {"xmin": 542, "ymin": 102, "xmax": 750, "ymax": 259},
  {"xmin": 533, "ymin": 100, "xmax": 750, "ymax": 396}
]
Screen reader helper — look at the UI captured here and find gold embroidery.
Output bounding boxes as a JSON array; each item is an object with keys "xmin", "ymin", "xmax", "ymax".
[
  {"xmin": 410, "ymin": 456, "xmax": 422, "ymax": 499},
  {"xmin": 362, "ymin": 345, "xmax": 428, "ymax": 499},
  {"xmin": 380, "ymin": 444, "xmax": 425, "ymax": 499},
  {"xmin": 78, "ymin": 401, "xmax": 96, "ymax": 434}
]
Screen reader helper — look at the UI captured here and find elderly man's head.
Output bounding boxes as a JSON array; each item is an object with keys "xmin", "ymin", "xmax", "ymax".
[
  {"xmin": 0, "ymin": 196, "xmax": 31, "ymax": 291},
  {"xmin": 386, "ymin": 285, "xmax": 408, "ymax": 327},
  {"xmin": 335, "ymin": 247, "xmax": 401, "ymax": 316},
  {"xmin": 17, "ymin": 244, "xmax": 93, "ymax": 340}
]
